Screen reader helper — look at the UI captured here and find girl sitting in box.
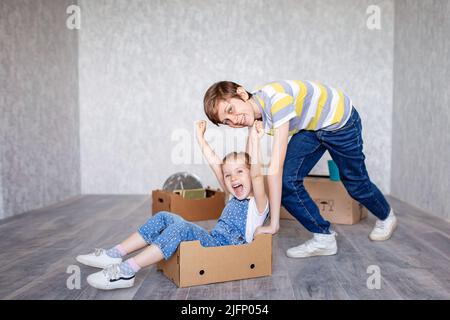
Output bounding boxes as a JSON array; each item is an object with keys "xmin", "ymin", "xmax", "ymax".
[{"xmin": 76, "ymin": 120, "xmax": 269, "ymax": 290}]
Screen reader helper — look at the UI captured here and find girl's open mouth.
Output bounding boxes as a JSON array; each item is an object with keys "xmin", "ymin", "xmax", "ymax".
[{"xmin": 232, "ymin": 183, "xmax": 244, "ymax": 196}]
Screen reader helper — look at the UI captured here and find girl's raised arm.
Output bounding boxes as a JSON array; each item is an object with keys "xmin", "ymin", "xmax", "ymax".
[{"xmin": 195, "ymin": 121, "xmax": 228, "ymax": 196}]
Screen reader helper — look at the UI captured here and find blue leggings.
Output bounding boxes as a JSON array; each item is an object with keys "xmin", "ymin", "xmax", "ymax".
[{"xmin": 138, "ymin": 211, "xmax": 228, "ymax": 260}]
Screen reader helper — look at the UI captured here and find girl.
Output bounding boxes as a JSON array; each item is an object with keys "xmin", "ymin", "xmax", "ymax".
[{"xmin": 76, "ymin": 120, "xmax": 269, "ymax": 290}]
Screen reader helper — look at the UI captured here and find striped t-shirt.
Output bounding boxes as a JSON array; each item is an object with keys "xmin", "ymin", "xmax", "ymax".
[{"xmin": 251, "ymin": 80, "xmax": 353, "ymax": 136}]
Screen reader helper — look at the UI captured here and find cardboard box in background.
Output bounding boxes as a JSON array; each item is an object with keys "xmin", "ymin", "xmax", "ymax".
[
  {"xmin": 265, "ymin": 176, "xmax": 368, "ymax": 225},
  {"xmin": 157, "ymin": 234, "xmax": 272, "ymax": 287},
  {"xmin": 152, "ymin": 188, "xmax": 226, "ymax": 221}
]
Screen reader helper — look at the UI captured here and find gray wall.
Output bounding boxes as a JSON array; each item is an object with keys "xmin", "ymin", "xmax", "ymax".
[
  {"xmin": 79, "ymin": 0, "xmax": 394, "ymax": 194},
  {"xmin": 392, "ymin": 0, "xmax": 450, "ymax": 220},
  {"xmin": 2, "ymin": 0, "xmax": 448, "ymax": 221},
  {"xmin": 0, "ymin": 156, "xmax": 3, "ymax": 219},
  {"xmin": 0, "ymin": 0, "xmax": 80, "ymax": 219}
]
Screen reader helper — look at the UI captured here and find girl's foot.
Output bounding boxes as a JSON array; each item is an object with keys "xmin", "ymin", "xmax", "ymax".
[
  {"xmin": 87, "ymin": 264, "xmax": 135, "ymax": 290},
  {"xmin": 76, "ymin": 248, "xmax": 122, "ymax": 268}
]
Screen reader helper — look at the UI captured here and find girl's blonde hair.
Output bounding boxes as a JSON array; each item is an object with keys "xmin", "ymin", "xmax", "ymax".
[{"xmin": 221, "ymin": 152, "xmax": 251, "ymax": 169}]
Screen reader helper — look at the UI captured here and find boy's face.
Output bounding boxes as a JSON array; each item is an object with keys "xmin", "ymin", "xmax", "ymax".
[
  {"xmin": 222, "ymin": 158, "xmax": 252, "ymax": 200},
  {"xmin": 216, "ymin": 97, "xmax": 255, "ymax": 128}
]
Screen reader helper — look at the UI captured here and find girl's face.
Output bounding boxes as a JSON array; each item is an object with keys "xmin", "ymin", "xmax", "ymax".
[{"xmin": 222, "ymin": 158, "xmax": 252, "ymax": 200}]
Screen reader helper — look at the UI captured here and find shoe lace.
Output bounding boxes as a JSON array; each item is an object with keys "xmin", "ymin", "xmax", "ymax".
[
  {"xmin": 375, "ymin": 219, "xmax": 388, "ymax": 229},
  {"xmin": 93, "ymin": 248, "xmax": 104, "ymax": 256},
  {"xmin": 102, "ymin": 264, "xmax": 121, "ymax": 280},
  {"xmin": 304, "ymin": 233, "xmax": 336, "ymax": 251},
  {"xmin": 303, "ymin": 238, "xmax": 316, "ymax": 251}
]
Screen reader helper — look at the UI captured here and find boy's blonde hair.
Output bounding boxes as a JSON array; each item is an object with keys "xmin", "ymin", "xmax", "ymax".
[
  {"xmin": 203, "ymin": 81, "xmax": 253, "ymax": 126},
  {"xmin": 221, "ymin": 152, "xmax": 251, "ymax": 169}
]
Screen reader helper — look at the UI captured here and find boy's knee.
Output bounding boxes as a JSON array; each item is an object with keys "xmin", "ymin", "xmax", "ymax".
[
  {"xmin": 344, "ymin": 180, "xmax": 373, "ymax": 200},
  {"xmin": 282, "ymin": 174, "xmax": 304, "ymax": 192}
]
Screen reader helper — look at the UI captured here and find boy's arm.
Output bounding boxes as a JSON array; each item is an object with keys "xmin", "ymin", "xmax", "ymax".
[
  {"xmin": 255, "ymin": 121, "xmax": 290, "ymax": 235},
  {"xmin": 248, "ymin": 121, "xmax": 268, "ymax": 214},
  {"xmin": 195, "ymin": 121, "xmax": 228, "ymax": 195}
]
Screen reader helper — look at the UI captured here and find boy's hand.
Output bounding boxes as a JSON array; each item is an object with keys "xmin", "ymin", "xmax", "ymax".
[
  {"xmin": 195, "ymin": 120, "xmax": 207, "ymax": 140},
  {"xmin": 250, "ymin": 120, "xmax": 264, "ymax": 140}
]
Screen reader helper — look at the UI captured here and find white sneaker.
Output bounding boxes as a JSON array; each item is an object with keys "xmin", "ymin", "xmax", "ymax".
[
  {"xmin": 87, "ymin": 264, "xmax": 135, "ymax": 290},
  {"xmin": 369, "ymin": 210, "xmax": 397, "ymax": 241},
  {"xmin": 286, "ymin": 232, "xmax": 338, "ymax": 258},
  {"xmin": 76, "ymin": 248, "xmax": 122, "ymax": 269}
]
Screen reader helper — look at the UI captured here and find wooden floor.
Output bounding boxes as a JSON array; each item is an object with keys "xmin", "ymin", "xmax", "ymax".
[{"xmin": 0, "ymin": 194, "xmax": 449, "ymax": 300}]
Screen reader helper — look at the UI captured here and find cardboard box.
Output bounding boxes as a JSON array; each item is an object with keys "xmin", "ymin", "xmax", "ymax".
[
  {"xmin": 152, "ymin": 188, "xmax": 226, "ymax": 221},
  {"xmin": 157, "ymin": 234, "xmax": 272, "ymax": 287},
  {"xmin": 265, "ymin": 176, "xmax": 368, "ymax": 225}
]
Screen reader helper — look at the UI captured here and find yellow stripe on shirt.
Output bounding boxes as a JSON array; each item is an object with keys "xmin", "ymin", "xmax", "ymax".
[
  {"xmin": 270, "ymin": 95, "xmax": 294, "ymax": 115},
  {"xmin": 306, "ymin": 83, "xmax": 328, "ymax": 130},
  {"xmin": 293, "ymin": 81, "xmax": 307, "ymax": 116},
  {"xmin": 267, "ymin": 128, "xmax": 298, "ymax": 136},
  {"xmin": 289, "ymin": 129, "xmax": 298, "ymax": 136},
  {"xmin": 270, "ymin": 83, "xmax": 285, "ymax": 93},
  {"xmin": 256, "ymin": 96, "xmax": 266, "ymax": 110}
]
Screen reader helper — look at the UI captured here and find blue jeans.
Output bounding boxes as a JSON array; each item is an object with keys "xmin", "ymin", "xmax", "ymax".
[
  {"xmin": 138, "ymin": 211, "xmax": 226, "ymax": 260},
  {"xmin": 281, "ymin": 108, "xmax": 391, "ymax": 234}
]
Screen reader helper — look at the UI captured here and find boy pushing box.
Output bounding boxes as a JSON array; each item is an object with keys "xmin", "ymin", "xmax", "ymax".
[{"xmin": 202, "ymin": 80, "xmax": 397, "ymax": 258}]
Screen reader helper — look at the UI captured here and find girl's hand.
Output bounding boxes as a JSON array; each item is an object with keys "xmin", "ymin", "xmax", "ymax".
[
  {"xmin": 254, "ymin": 224, "xmax": 279, "ymax": 237},
  {"xmin": 250, "ymin": 120, "xmax": 264, "ymax": 140},
  {"xmin": 195, "ymin": 120, "xmax": 207, "ymax": 140},
  {"xmin": 255, "ymin": 121, "xmax": 264, "ymax": 138}
]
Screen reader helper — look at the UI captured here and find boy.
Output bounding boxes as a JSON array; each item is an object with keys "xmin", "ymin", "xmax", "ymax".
[{"xmin": 203, "ymin": 80, "xmax": 397, "ymax": 258}]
